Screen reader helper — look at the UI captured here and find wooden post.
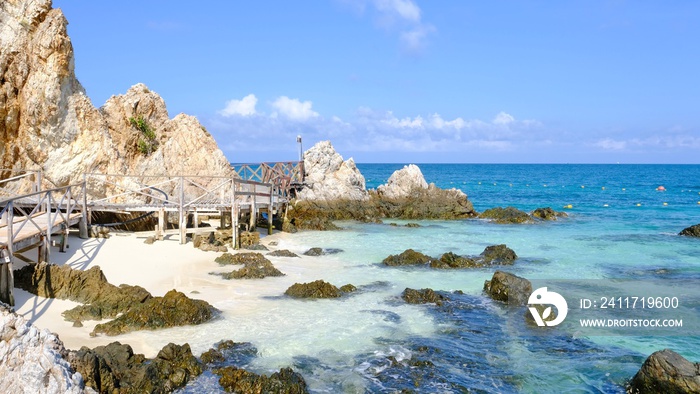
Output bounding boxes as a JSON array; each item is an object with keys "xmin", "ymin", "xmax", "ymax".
[
  {"xmin": 44, "ymin": 193, "xmax": 52, "ymax": 263},
  {"xmin": 79, "ymin": 176, "xmax": 89, "ymax": 239},
  {"xmin": 249, "ymin": 183, "xmax": 256, "ymax": 231},
  {"xmin": 1, "ymin": 201, "xmax": 14, "ymax": 306},
  {"xmin": 268, "ymin": 184, "xmax": 274, "ymax": 235},
  {"xmin": 232, "ymin": 179, "xmax": 238, "ymax": 249},
  {"xmin": 179, "ymin": 176, "xmax": 186, "ymax": 244}
]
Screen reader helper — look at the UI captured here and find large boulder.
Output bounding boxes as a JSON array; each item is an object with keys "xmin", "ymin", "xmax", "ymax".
[
  {"xmin": 628, "ymin": 349, "xmax": 700, "ymax": 393},
  {"xmin": 91, "ymin": 290, "xmax": 214, "ymax": 336},
  {"xmin": 377, "ymin": 164, "xmax": 428, "ymax": 199},
  {"xmin": 296, "ymin": 141, "xmax": 369, "ymax": 201},
  {"xmin": 679, "ymin": 224, "xmax": 700, "ymax": 238},
  {"xmin": 0, "ymin": 304, "xmax": 89, "ymax": 393},
  {"xmin": 68, "ymin": 342, "xmax": 202, "ymax": 393},
  {"xmin": 483, "ymin": 271, "xmax": 532, "ymax": 305},
  {"xmin": 0, "ymin": 0, "xmax": 230, "ymax": 197}
]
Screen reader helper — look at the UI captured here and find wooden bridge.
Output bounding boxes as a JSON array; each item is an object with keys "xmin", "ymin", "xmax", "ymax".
[{"xmin": 0, "ymin": 162, "xmax": 304, "ymax": 305}]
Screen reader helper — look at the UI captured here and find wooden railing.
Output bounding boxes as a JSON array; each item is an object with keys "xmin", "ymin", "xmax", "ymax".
[
  {"xmin": 0, "ymin": 182, "xmax": 85, "ymax": 305},
  {"xmin": 232, "ymin": 161, "xmax": 303, "ymax": 195},
  {"xmin": 0, "ymin": 169, "xmax": 42, "ymax": 197}
]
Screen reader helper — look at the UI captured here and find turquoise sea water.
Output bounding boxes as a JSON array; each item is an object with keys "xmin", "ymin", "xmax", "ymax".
[{"xmin": 180, "ymin": 164, "xmax": 700, "ymax": 393}]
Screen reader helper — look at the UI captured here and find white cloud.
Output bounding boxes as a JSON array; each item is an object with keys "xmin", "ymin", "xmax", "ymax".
[
  {"xmin": 382, "ymin": 111, "xmax": 424, "ymax": 128},
  {"xmin": 271, "ymin": 96, "xmax": 319, "ymax": 121},
  {"xmin": 342, "ymin": 0, "xmax": 435, "ymax": 53},
  {"xmin": 218, "ymin": 94, "xmax": 258, "ymax": 117},
  {"xmin": 595, "ymin": 138, "xmax": 627, "ymax": 150},
  {"xmin": 493, "ymin": 111, "xmax": 515, "ymax": 126},
  {"xmin": 431, "ymin": 113, "xmax": 466, "ymax": 130},
  {"xmin": 372, "ymin": 0, "xmax": 421, "ymax": 22}
]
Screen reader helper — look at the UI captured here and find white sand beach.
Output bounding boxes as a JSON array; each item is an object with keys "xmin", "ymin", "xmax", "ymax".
[{"xmin": 12, "ymin": 229, "xmax": 305, "ymax": 358}]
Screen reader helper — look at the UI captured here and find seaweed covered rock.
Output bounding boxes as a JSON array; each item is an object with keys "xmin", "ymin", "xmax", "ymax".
[
  {"xmin": 92, "ymin": 290, "xmax": 214, "ymax": 336},
  {"xmin": 628, "ymin": 349, "xmax": 700, "ymax": 394},
  {"xmin": 480, "ymin": 207, "xmax": 533, "ymax": 224},
  {"xmin": 402, "ymin": 288, "xmax": 447, "ymax": 306},
  {"xmin": 479, "ymin": 244, "xmax": 518, "ymax": 265},
  {"xmin": 215, "ymin": 252, "xmax": 268, "ymax": 266},
  {"xmin": 221, "ymin": 259, "xmax": 284, "ymax": 280},
  {"xmin": 430, "ymin": 252, "xmax": 478, "ymax": 269},
  {"xmin": 382, "ymin": 249, "xmax": 434, "ymax": 266},
  {"xmin": 679, "ymin": 224, "xmax": 700, "ymax": 238},
  {"xmin": 531, "ymin": 207, "xmax": 568, "ymax": 221},
  {"xmin": 215, "ymin": 366, "xmax": 308, "ymax": 394},
  {"xmin": 68, "ymin": 342, "xmax": 202, "ymax": 394},
  {"xmin": 14, "ymin": 262, "xmax": 152, "ymax": 322},
  {"xmin": 302, "ymin": 247, "xmax": 344, "ymax": 256},
  {"xmin": 284, "ymin": 280, "xmax": 343, "ymax": 299},
  {"xmin": 483, "ymin": 271, "xmax": 532, "ymax": 305},
  {"xmin": 268, "ymin": 250, "xmax": 300, "ymax": 258}
]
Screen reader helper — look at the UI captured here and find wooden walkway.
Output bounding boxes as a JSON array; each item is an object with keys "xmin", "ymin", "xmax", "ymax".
[{"xmin": 0, "ymin": 162, "xmax": 305, "ymax": 306}]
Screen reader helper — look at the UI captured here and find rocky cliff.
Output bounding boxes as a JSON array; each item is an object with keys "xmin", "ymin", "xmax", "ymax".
[
  {"xmin": 296, "ymin": 141, "xmax": 369, "ymax": 201},
  {"xmin": 0, "ymin": 0, "xmax": 230, "ymax": 196}
]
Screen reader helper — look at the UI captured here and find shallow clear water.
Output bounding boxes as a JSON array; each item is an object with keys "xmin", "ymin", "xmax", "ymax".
[{"xmin": 177, "ymin": 164, "xmax": 700, "ymax": 393}]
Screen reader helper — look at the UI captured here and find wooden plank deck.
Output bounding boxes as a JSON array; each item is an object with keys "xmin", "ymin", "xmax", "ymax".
[{"xmin": 0, "ymin": 212, "xmax": 82, "ymax": 251}]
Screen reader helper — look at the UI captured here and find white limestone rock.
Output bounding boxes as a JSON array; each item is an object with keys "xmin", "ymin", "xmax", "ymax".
[
  {"xmin": 297, "ymin": 141, "xmax": 369, "ymax": 201},
  {"xmin": 0, "ymin": 1, "xmax": 231, "ymax": 199},
  {"xmin": 0, "ymin": 304, "xmax": 93, "ymax": 394},
  {"xmin": 377, "ymin": 164, "xmax": 429, "ymax": 199}
]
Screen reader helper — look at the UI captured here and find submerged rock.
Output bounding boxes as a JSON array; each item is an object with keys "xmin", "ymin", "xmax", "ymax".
[
  {"xmin": 267, "ymin": 249, "xmax": 300, "ymax": 258},
  {"xmin": 402, "ymin": 288, "xmax": 448, "ymax": 306},
  {"xmin": 430, "ymin": 252, "xmax": 478, "ymax": 269},
  {"xmin": 221, "ymin": 260, "xmax": 284, "ymax": 280},
  {"xmin": 483, "ymin": 271, "xmax": 532, "ymax": 305},
  {"xmin": 91, "ymin": 290, "xmax": 214, "ymax": 336},
  {"xmin": 628, "ymin": 349, "xmax": 700, "ymax": 394},
  {"xmin": 284, "ymin": 280, "xmax": 344, "ymax": 299},
  {"xmin": 479, "ymin": 244, "xmax": 518, "ymax": 264},
  {"xmin": 382, "ymin": 249, "xmax": 434, "ymax": 266},
  {"xmin": 480, "ymin": 207, "xmax": 533, "ymax": 224},
  {"xmin": 68, "ymin": 342, "xmax": 202, "ymax": 394},
  {"xmin": 215, "ymin": 366, "xmax": 309, "ymax": 394},
  {"xmin": 531, "ymin": 207, "xmax": 568, "ymax": 221},
  {"xmin": 679, "ymin": 224, "xmax": 700, "ymax": 237},
  {"xmin": 302, "ymin": 247, "xmax": 344, "ymax": 256}
]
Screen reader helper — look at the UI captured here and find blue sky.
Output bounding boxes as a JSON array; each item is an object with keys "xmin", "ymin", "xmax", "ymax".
[{"xmin": 54, "ymin": 1, "xmax": 700, "ymax": 164}]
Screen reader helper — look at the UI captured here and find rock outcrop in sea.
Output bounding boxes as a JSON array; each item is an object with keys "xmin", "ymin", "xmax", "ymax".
[
  {"xmin": 0, "ymin": 0, "xmax": 230, "ymax": 197},
  {"xmin": 483, "ymin": 271, "xmax": 532, "ymax": 306},
  {"xmin": 628, "ymin": 349, "xmax": 700, "ymax": 393},
  {"xmin": 480, "ymin": 206, "xmax": 568, "ymax": 224},
  {"xmin": 287, "ymin": 141, "xmax": 477, "ymax": 230},
  {"xmin": 679, "ymin": 224, "xmax": 700, "ymax": 237},
  {"xmin": 284, "ymin": 280, "xmax": 356, "ymax": 299},
  {"xmin": 0, "ymin": 303, "xmax": 92, "ymax": 394},
  {"xmin": 383, "ymin": 245, "xmax": 518, "ymax": 269}
]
